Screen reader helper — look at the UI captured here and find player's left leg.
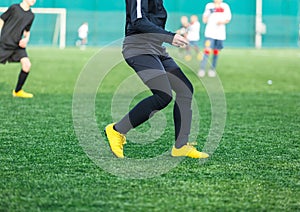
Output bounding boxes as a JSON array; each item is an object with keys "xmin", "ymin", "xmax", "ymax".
[
  {"xmin": 209, "ymin": 40, "xmax": 224, "ymax": 77},
  {"xmin": 190, "ymin": 40, "xmax": 202, "ymax": 60},
  {"xmin": 195, "ymin": 46, "xmax": 202, "ymax": 61},
  {"xmin": 198, "ymin": 38, "xmax": 213, "ymax": 77},
  {"xmin": 208, "ymin": 49, "xmax": 219, "ymax": 77},
  {"xmin": 13, "ymin": 56, "xmax": 33, "ymax": 98},
  {"xmin": 162, "ymin": 56, "xmax": 209, "ymax": 159}
]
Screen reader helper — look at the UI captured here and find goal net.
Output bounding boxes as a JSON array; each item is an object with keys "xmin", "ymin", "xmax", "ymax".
[{"xmin": 0, "ymin": 7, "xmax": 66, "ymax": 49}]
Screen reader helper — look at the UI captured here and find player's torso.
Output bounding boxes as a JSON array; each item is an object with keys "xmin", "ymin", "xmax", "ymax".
[
  {"xmin": 144, "ymin": 0, "xmax": 168, "ymax": 28},
  {"xmin": 0, "ymin": 4, "xmax": 34, "ymax": 48},
  {"xmin": 126, "ymin": 0, "xmax": 167, "ymax": 28},
  {"xmin": 204, "ymin": 2, "xmax": 229, "ymax": 40},
  {"xmin": 147, "ymin": 0, "xmax": 167, "ymax": 18},
  {"xmin": 207, "ymin": 3, "xmax": 228, "ymax": 24},
  {"xmin": 5, "ymin": 4, "xmax": 34, "ymax": 29},
  {"xmin": 187, "ymin": 22, "xmax": 200, "ymax": 41}
]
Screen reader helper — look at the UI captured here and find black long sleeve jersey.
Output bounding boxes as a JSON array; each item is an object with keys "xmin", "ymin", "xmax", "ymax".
[{"xmin": 123, "ymin": 0, "xmax": 175, "ymax": 57}]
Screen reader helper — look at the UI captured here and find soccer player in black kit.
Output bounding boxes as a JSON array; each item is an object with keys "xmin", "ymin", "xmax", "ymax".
[
  {"xmin": 105, "ymin": 0, "xmax": 209, "ymax": 159},
  {"xmin": 0, "ymin": 0, "xmax": 36, "ymax": 98}
]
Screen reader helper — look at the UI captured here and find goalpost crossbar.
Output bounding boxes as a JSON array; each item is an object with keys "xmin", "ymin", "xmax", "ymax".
[{"xmin": 0, "ymin": 7, "xmax": 67, "ymax": 49}]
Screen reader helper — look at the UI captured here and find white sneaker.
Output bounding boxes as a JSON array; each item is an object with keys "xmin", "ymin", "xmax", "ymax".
[
  {"xmin": 208, "ymin": 70, "xmax": 216, "ymax": 77},
  {"xmin": 198, "ymin": 70, "xmax": 205, "ymax": 78}
]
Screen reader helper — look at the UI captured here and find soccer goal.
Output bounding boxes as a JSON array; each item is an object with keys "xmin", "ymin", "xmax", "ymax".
[{"xmin": 0, "ymin": 7, "xmax": 67, "ymax": 49}]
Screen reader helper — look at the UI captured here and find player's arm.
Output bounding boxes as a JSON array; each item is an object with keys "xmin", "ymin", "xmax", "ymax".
[
  {"xmin": 202, "ymin": 9, "xmax": 210, "ymax": 24},
  {"xmin": 202, "ymin": 4, "xmax": 211, "ymax": 24},
  {"xmin": 19, "ymin": 30, "xmax": 31, "ymax": 48},
  {"xmin": 19, "ymin": 16, "xmax": 34, "ymax": 48},
  {"xmin": 172, "ymin": 34, "xmax": 188, "ymax": 48},
  {"xmin": 0, "ymin": 6, "xmax": 11, "ymax": 34},
  {"xmin": 0, "ymin": 5, "xmax": 13, "ymax": 24},
  {"xmin": 217, "ymin": 19, "xmax": 230, "ymax": 25},
  {"xmin": 203, "ymin": 16, "xmax": 209, "ymax": 24},
  {"xmin": 0, "ymin": 18, "xmax": 3, "ymax": 36},
  {"xmin": 0, "ymin": 18, "xmax": 4, "ymax": 29},
  {"xmin": 0, "ymin": 18, "xmax": 3, "ymax": 38}
]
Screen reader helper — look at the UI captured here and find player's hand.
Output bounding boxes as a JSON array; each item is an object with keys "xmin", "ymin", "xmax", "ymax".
[
  {"xmin": 172, "ymin": 34, "xmax": 188, "ymax": 48},
  {"xmin": 217, "ymin": 20, "xmax": 230, "ymax": 25},
  {"xmin": 19, "ymin": 38, "xmax": 29, "ymax": 48}
]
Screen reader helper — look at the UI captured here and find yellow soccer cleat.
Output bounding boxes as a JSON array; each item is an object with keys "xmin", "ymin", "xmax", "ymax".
[
  {"xmin": 12, "ymin": 90, "xmax": 33, "ymax": 98},
  {"xmin": 104, "ymin": 123, "xmax": 126, "ymax": 158},
  {"xmin": 171, "ymin": 142, "xmax": 209, "ymax": 159}
]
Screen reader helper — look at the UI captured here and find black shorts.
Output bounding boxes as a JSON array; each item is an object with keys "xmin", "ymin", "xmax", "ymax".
[
  {"xmin": 124, "ymin": 54, "xmax": 181, "ymax": 83},
  {"xmin": 0, "ymin": 47, "xmax": 28, "ymax": 64}
]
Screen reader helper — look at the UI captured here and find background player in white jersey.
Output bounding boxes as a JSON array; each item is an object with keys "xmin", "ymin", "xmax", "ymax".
[
  {"xmin": 198, "ymin": 0, "xmax": 231, "ymax": 77},
  {"xmin": 76, "ymin": 22, "xmax": 89, "ymax": 50},
  {"xmin": 176, "ymin": 16, "xmax": 189, "ymax": 58},
  {"xmin": 176, "ymin": 16, "xmax": 189, "ymax": 37},
  {"xmin": 184, "ymin": 15, "xmax": 201, "ymax": 61}
]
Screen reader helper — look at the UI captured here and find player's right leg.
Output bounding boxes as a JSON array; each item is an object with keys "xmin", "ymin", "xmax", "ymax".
[
  {"xmin": 13, "ymin": 57, "xmax": 33, "ymax": 98},
  {"xmin": 105, "ymin": 54, "xmax": 173, "ymax": 158},
  {"xmin": 12, "ymin": 49, "xmax": 33, "ymax": 97}
]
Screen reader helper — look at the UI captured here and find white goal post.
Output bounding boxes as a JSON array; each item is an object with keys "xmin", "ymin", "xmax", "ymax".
[
  {"xmin": 255, "ymin": 0, "xmax": 267, "ymax": 49},
  {"xmin": 0, "ymin": 7, "xmax": 67, "ymax": 49}
]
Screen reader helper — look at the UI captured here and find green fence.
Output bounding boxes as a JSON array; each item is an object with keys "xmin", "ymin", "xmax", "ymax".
[{"xmin": 1, "ymin": 0, "xmax": 299, "ymax": 47}]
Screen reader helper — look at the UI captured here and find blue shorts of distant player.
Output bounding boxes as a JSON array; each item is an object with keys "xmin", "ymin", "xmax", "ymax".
[{"xmin": 203, "ymin": 37, "xmax": 224, "ymax": 50}]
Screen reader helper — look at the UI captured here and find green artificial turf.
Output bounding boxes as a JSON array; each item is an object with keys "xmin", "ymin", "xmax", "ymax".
[{"xmin": 0, "ymin": 47, "xmax": 299, "ymax": 211}]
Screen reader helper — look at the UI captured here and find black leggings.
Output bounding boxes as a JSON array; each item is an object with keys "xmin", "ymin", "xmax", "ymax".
[{"xmin": 115, "ymin": 54, "xmax": 193, "ymax": 148}]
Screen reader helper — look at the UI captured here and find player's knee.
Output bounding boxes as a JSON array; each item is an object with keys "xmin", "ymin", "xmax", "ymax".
[
  {"xmin": 178, "ymin": 83, "xmax": 194, "ymax": 100},
  {"xmin": 159, "ymin": 94, "xmax": 173, "ymax": 109},
  {"xmin": 155, "ymin": 91, "xmax": 173, "ymax": 110},
  {"xmin": 204, "ymin": 49, "xmax": 210, "ymax": 55},
  {"xmin": 213, "ymin": 49, "xmax": 219, "ymax": 55},
  {"xmin": 21, "ymin": 59, "xmax": 31, "ymax": 72}
]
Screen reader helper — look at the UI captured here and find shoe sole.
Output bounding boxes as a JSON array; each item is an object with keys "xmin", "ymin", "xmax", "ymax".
[{"xmin": 12, "ymin": 94, "xmax": 33, "ymax": 98}]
